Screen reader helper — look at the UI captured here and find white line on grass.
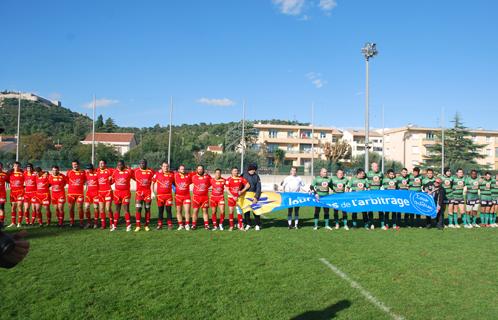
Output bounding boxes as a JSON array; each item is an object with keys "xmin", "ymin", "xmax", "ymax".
[{"xmin": 319, "ymin": 258, "xmax": 405, "ymax": 320}]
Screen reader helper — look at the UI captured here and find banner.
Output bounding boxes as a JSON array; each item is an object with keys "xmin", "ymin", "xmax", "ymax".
[{"xmin": 238, "ymin": 190, "xmax": 437, "ymax": 218}]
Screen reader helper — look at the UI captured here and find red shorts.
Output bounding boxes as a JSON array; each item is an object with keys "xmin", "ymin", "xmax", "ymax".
[
  {"xmin": 10, "ymin": 189, "xmax": 24, "ymax": 203},
  {"xmin": 156, "ymin": 194, "xmax": 173, "ymax": 207},
  {"xmin": 85, "ymin": 192, "xmax": 99, "ymax": 205},
  {"xmin": 0, "ymin": 192, "xmax": 6, "ymax": 204},
  {"xmin": 210, "ymin": 196, "xmax": 225, "ymax": 207},
  {"xmin": 175, "ymin": 194, "xmax": 191, "ymax": 206},
  {"xmin": 192, "ymin": 195, "xmax": 209, "ymax": 209},
  {"xmin": 98, "ymin": 190, "xmax": 113, "ymax": 203},
  {"xmin": 51, "ymin": 192, "xmax": 66, "ymax": 205},
  {"xmin": 227, "ymin": 196, "xmax": 239, "ymax": 207},
  {"xmin": 24, "ymin": 192, "xmax": 37, "ymax": 204},
  {"xmin": 113, "ymin": 189, "xmax": 131, "ymax": 205},
  {"xmin": 67, "ymin": 193, "xmax": 84, "ymax": 204},
  {"xmin": 135, "ymin": 190, "xmax": 152, "ymax": 203},
  {"xmin": 35, "ymin": 193, "xmax": 51, "ymax": 206}
]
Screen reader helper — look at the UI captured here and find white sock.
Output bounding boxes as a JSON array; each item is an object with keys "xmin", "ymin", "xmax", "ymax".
[
  {"xmin": 295, "ymin": 219, "xmax": 298, "ymax": 227},
  {"xmin": 288, "ymin": 220, "xmax": 292, "ymax": 226}
]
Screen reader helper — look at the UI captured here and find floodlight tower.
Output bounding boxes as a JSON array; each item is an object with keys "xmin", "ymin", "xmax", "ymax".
[{"xmin": 361, "ymin": 42, "xmax": 378, "ymax": 172}]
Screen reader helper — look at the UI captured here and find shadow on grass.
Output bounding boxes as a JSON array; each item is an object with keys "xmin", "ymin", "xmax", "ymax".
[{"xmin": 290, "ymin": 299, "xmax": 351, "ymax": 319}]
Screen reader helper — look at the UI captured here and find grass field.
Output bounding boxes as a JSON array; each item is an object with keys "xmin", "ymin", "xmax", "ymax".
[{"xmin": 2, "ymin": 200, "xmax": 498, "ymax": 320}]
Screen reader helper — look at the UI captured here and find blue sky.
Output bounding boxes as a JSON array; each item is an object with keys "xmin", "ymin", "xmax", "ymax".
[{"xmin": 2, "ymin": 0, "xmax": 497, "ymax": 130}]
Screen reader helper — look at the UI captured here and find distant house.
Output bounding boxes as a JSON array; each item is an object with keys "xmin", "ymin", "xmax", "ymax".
[
  {"xmin": 0, "ymin": 135, "xmax": 16, "ymax": 153},
  {"xmin": 206, "ymin": 145, "xmax": 223, "ymax": 154},
  {"xmin": 81, "ymin": 133, "xmax": 137, "ymax": 156}
]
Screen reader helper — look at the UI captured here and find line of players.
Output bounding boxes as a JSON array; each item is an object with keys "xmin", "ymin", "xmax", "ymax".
[
  {"xmin": 0, "ymin": 160, "xmax": 251, "ymax": 232},
  {"xmin": 309, "ymin": 162, "xmax": 498, "ymax": 230}
]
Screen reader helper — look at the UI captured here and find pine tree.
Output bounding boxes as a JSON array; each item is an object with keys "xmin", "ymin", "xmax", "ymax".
[{"xmin": 424, "ymin": 113, "xmax": 487, "ymax": 171}]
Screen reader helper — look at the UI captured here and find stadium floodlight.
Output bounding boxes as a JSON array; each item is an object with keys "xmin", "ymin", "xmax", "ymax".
[
  {"xmin": 361, "ymin": 42, "xmax": 378, "ymax": 172},
  {"xmin": 168, "ymin": 96, "xmax": 173, "ymax": 166},
  {"xmin": 16, "ymin": 92, "xmax": 21, "ymax": 161}
]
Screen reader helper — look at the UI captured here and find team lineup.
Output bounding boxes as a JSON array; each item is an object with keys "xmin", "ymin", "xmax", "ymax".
[{"xmin": 0, "ymin": 159, "xmax": 497, "ymax": 232}]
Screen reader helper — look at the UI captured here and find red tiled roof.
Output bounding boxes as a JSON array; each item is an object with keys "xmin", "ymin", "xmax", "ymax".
[
  {"xmin": 82, "ymin": 133, "xmax": 135, "ymax": 143},
  {"xmin": 207, "ymin": 145, "xmax": 223, "ymax": 152}
]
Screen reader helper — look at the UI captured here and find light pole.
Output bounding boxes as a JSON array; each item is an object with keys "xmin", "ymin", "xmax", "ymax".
[
  {"xmin": 361, "ymin": 42, "xmax": 378, "ymax": 172},
  {"xmin": 91, "ymin": 94, "xmax": 96, "ymax": 165},
  {"xmin": 240, "ymin": 100, "xmax": 246, "ymax": 171},
  {"xmin": 311, "ymin": 102, "xmax": 314, "ymax": 177},
  {"xmin": 168, "ymin": 96, "xmax": 173, "ymax": 165},
  {"xmin": 16, "ymin": 91, "xmax": 21, "ymax": 161}
]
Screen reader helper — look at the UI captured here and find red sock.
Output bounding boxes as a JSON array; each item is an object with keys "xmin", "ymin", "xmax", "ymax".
[
  {"xmin": 179, "ymin": 220, "xmax": 185, "ymax": 227},
  {"xmin": 203, "ymin": 219, "xmax": 209, "ymax": 228},
  {"xmin": 85, "ymin": 208, "xmax": 91, "ymax": 223},
  {"xmin": 78, "ymin": 209, "xmax": 84, "ymax": 225},
  {"xmin": 192, "ymin": 220, "xmax": 196, "ymax": 228},
  {"xmin": 0, "ymin": 214, "xmax": 4, "ymax": 224},
  {"xmin": 145, "ymin": 211, "xmax": 151, "ymax": 226},
  {"xmin": 94, "ymin": 209, "xmax": 99, "ymax": 226},
  {"xmin": 125, "ymin": 212, "xmax": 131, "ymax": 227},
  {"xmin": 108, "ymin": 212, "xmax": 113, "ymax": 227},
  {"xmin": 45, "ymin": 207, "xmax": 51, "ymax": 224},
  {"xmin": 69, "ymin": 210, "xmax": 75, "ymax": 225},
  {"xmin": 30, "ymin": 211, "xmax": 36, "ymax": 224},
  {"xmin": 25, "ymin": 210, "xmax": 30, "ymax": 224},
  {"xmin": 100, "ymin": 211, "xmax": 106, "ymax": 228},
  {"xmin": 113, "ymin": 212, "xmax": 119, "ymax": 227},
  {"xmin": 237, "ymin": 214, "xmax": 243, "ymax": 228},
  {"xmin": 18, "ymin": 211, "xmax": 24, "ymax": 224},
  {"xmin": 135, "ymin": 212, "xmax": 141, "ymax": 227},
  {"xmin": 166, "ymin": 218, "xmax": 172, "ymax": 227},
  {"xmin": 11, "ymin": 209, "xmax": 16, "ymax": 224},
  {"xmin": 37, "ymin": 210, "xmax": 43, "ymax": 224},
  {"xmin": 211, "ymin": 213, "xmax": 218, "ymax": 227},
  {"xmin": 158, "ymin": 218, "xmax": 163, "ymax": 228}
]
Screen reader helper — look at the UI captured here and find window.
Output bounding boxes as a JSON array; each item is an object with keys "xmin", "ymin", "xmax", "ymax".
[
  {"xmin": 495, "ymin": 147, "xmax": 498, "ymax": 157},
  {"xmin": 267, "ymin": 143, "xmax": 278, "ymax": 152},
  {"xmin": 300, "ymin": 144, "xmax": 312, "ymax": 153},
  {"xmin": 426, "ymin": 131, "xmax": 435, "ymax": 140},
  {"xmin": 332, "ymin": 136, "xmax": 337, "ymax": 143},
  {"xmin": 269, "ymin": 130, "xmax": 278, "ymax": 138},
  {"xmin": 487, "ymin": 149, "xmax": 492, "ymax": 157},
  {"xmin": 486, "ymin": 136, "xmax": 491, "ymax": 143},
  {"xmin": 320, "ymin": 132, "xmax": 326, "ymax": 139},
  {"xmin": 300, "ymin": 131, "xmax": 311, "ymax": 139},
  {"xmin": 287, "ymin": 144, "xmax": 293, "ymax": 152},
  {"xmin": 287, "ymin": 131, "xmax": 294, "ymax": 138}
]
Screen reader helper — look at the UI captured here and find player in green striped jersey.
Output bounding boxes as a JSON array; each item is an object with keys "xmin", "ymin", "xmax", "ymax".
[
  {"xmin": 479, "ymin": 172, "xmax": 494, "ymax": 226},
  {"xmin": 464, "ymin": 170, "xmax": 480, "ymax": 228},
  {"xmin": 382, "ymin": 169, "xmax": 399, "ymax": 230},
  {"xmin": 407, "ymin": 167, "xmax": 423, "ymax": 227},
  {"xmin": 491, "ymin": 174, "xmax": 498, "ymax": 227},
  {"xmin": 396, "ymin": 168, "xmax": 410, "ymax": 227},
  {"xmin": 441, "ymin": 168, "xmax": 454, "ymax": 225},
  {"xmin": 310, "ymin": 168, "xmax": 333, "ymax": 230},
  {"xmin": 366, "ymin": 162, "xmax": 383, "ymax": 230},
  {"xmin": 347, "ymin": 168, "xmax": 370, "ymax": 229},
  {"xmin": 449, "ymin": 168, "xmax": 466, "ymax": 228},
  {"xmin": 331, "ymin": 169, "xmax": 350, "ymax": 230},
  {"xmin": 422, "ymin": 168, "xmax": 436, "ymax": 227}
]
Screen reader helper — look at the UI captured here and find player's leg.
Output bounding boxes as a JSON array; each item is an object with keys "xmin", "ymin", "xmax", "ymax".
[
  {"xmin": 157, "ymin": 197, "xmax": 165, "ymax": 230},
  {"xmin": 184, "ymin": 202, "xmax": 191, "ymax": 230},
  {"xmin": 287, "ymin": 208, "xmax": 293, "ymax": 228},
  {"xmin": 382, "ymin": 211, "xmax": 389, "ymax": 230},
  {"xmin": 23, "ymin": 200, "xmax": 30, "ymax": 225},
  {"xmin": 77, "ymin": 199, "xmax": 85, "ymax": 228},
  {"xmin": 253, "ymin": 211, "xmax": 261, "ymax": 231},
  {"xmin": 391, "ymin": 212, "xmax": 398, "ymax": 230},
  {"xmin": 105, "ymin": 199, "xmax": 113, "ymax": 229},
  {"xmin": 135, "ymin": 200, "xmax": 143, "ymax": 231},
  {"xmin": 84, "ymin": 202, "xmax": 92, "ymax": 227},
  {"xmin": 341, "ymin": 211, "xmax": 348, "ymax": 230},
  {"xmin": 57, "ymin": 202, "xmax": 65, "ymax": 226},
  {"xmin": 457, "ymin": 202, "xmax": 465, "ymax": 228},
  {"xmin": 228, "ymin": 206, "xmax": 235, "ymax": 231},
  {"xmin": 323, "ymin": 208, "xmax": 331, "ymax": 229},
  {"xmin": 98, "ymin": 201, "xmax": 106, "ymax": 229},
  {"xmin": 192, "ymin": 206, "xmax": 199, "ymax": 230},
  {"xmin": 313, "ymin": 207, "xmax": 320, "ymax": 230},
  {"xmin": 165, "ymin": 203, "xmax": 173, "ymax": 229},
  {"xmin": 8, "ymin": 201, "xmax": 18, "ymax": 227},
  {"xmin": 33, "ymin": 203, "xmax": 42, "ymax": 226},
  {"xmin": 368, "ymin": 211, "xmax": 374, "ymax": 229},
  {"xmin": 0, "ymin": 201, "xmax": 4, "ymax": 228},
  {"xmin": 211, "ymin": 203, "xmax": 218, "ymax": 230},
  {"xmin": 122, "ymin": 203, "xmax": 130, "ymax": 230},
  {"xmin": 333, "ymin": 209, "xmax": 339, "ymax": 229},
  {"xmin": 362, "ymin": 212, "xmax": 369, "ymax": 229},
  {"xmin": 217, "ymin": 202, "xmax": 225, "ymax": 230},
  {"xmin": 244, "ymin": 210, "xmax": 252, "ymax": 230},
  {"xmin": 144, "ymin": 199, "xmax": 152, "ymax": 231},
  {"xmin": 294, "ymin": 207, "xmax": 300, "ymax": 229},
  {"xmin": 202, "ymin": 206, "xmax": 210, "ymax": 230},
  {"xmin": 68, "ymin": 199, "xmax": 76, "ymax": 226},
  {"xmin": 176, "ymin": 202, "xmax": 185, "ymax": 230},
  {"xmin": 113, "ymin": 202, "xmax": 121, "ymax": 231},
  {"xmin": 351, "ymin": 212, "xmax": 358, "ymax": 228},
  {"xmin": 379, "ymin": 211, "xmax": 384, "ymax": 229}
]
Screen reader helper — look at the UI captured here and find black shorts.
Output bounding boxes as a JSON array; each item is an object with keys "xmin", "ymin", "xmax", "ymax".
[
  {"xmin": 450, "ymin": 199, "xmax": 464, "ymax": 205},
  {"xmin": 443, "ymin": 199, "xmax": 450, "ymax": 205},
  {"xmin": 466, "ymin": 199, "xmax": 479, "ymax": 206},
  {"xmin": 480, "ymin": 200, "xmax": 493, "ymax": 207}
]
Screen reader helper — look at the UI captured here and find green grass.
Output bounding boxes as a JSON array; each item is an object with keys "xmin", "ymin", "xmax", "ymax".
[{"xmin": 1, "ymin": 201, "xmax": 498, "ymax": 320}]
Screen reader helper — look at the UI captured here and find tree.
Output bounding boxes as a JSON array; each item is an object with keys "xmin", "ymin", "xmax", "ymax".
[
  {"xmin": 224, "ymin": 122, "xmax": 258, "ymax": 152},
  {"xmin": 322, "ymin": 140, "xmax": 352, "ymax": 165},
  {"xmin": 103, "ymin": 118, "xmax": 118, "ymax": 133},
  {"xmin": 274, "ymin": 149, "xmax": 286, "ymax": 168},
  {"xmin": 424, "ymin": 113, "xmax": 487, "ymax": 171},
  {"xmin": 21, "ymin": 133, "xmax": 54, "ymax": 161},
  {"xmin": 95, "ymin": 115, "xmax": 104, "ymax": 130}
]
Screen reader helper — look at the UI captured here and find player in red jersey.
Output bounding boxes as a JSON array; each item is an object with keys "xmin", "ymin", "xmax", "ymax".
[
  {"xmin": 191, "ymin": 165, "xmax": 212, "ymax": 230},
  {"xmin": 6, "ymin": 161, "xmax": 24, "ymax": 228},
  {"xmin": 174, "ymin": 165, "xmax": 192, "ymax": 230},
  {"xmin": 111, "ymin": 160, "xmax": 134, "ymax": 231},
  {"xmin": 23, "ymin": 163, "xmax": 37, "ymax": 225},
  {"xmin": 97, "ymin": 160, "xmax": 114, "ymax": 229},
  {"xmin": 84, "ymin": 164, "xmax": 100, "ymax": 228},
  {"xmin": 49, "ymin": 166, "xmax": 67, "ymax": 227},
  {"xmin": 33, "ymin": 167, "xmax": 51, "ymax": 226},
  {"xmin": 133, "ymin": 159, "xmax": 155, "ymax": 232},
  {"xmin": 66, "ymin": 160, "xmax": 87, "ymax": 227},
  {"xmin": 225, "ymin": 167, "xmax": 250, "ymax": 231},
  {"xmin": 0, "ymin": 162, "xmax": 7, "ymax": 228},
  {"xmin": 152, "ymin": 162, "xmax": 175, "ymax": 229},
  {"xmin": 209, "ymin": 169, "xmax": 226, "ymax": 230}
]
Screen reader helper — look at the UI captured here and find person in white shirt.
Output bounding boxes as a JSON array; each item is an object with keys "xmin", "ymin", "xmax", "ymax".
[{"xmin": 280, "ymin": 167, "xmax": 305, "ymax": 229}]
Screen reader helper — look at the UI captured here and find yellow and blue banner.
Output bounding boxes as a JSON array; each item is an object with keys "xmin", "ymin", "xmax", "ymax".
[{"xmin": 238, "ymin": 190, "xmax": 437, "ymax": 218}]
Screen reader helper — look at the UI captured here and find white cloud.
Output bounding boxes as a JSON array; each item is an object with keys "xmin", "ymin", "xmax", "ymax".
[
  {"xmin": 306, "ymin": 72, "xmax": 327, "ymax": 88},
  {"xmin": 196, "ymin": 97, "xmax": 235, "ymax": 107},
  {"xmin": 272, "ymin": 0, "xmax": 305, "ymax": 15},
  {"xmin": 319, "ymin": 0, "xmax": 337, "ymax": 13},
  {"xmin": 83, "ymin": 98, "xmax": 119, "ymax": 109}
]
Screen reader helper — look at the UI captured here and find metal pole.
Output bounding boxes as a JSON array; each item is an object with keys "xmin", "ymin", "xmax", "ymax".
[
  {"xmin": 240, "ymin": 100, "xmax": 245, "ymax": 171},
  {"xmin": 311, "ymin": 102, "xmax": 315, "ymax": 177},
  {"xmin": 168, "ymin": 96, "xmax": 173, "ymax": 165},
  {"xmin": 16, "ymin": 91, "xmax": 21, "ymax": 161},
  {"xmin": 381, "ymin": 105, "xmax": 385, "ymax": 173},
  {"xmin": 91, "ymin": 94, "xmax": 96, "ymax": 165},
  {"xmin": 441, "ymin": 107, "xmax": 445, "ymax": 175},
  {"xmin": 364, "ymin": 59, "xmax": 370, "ymax": 172}
]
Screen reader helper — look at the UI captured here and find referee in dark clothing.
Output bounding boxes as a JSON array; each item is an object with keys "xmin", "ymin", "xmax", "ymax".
[
  {"xmin": 242, "ymin": 164, "xmax": 262, "ymax": 231},
  {"xmin": 425, "ymin": 177, "xmax": 446, "ymax": 229}
]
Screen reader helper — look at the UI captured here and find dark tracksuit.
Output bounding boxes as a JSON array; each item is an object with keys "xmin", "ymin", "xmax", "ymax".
[{"xmin": 241, "ymin": 171, "xmax": 262, "ymax": 227}]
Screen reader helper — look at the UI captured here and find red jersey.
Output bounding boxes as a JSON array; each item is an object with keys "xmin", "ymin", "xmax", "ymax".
[
  {"xmin": 191, "ymin": 173, "xmax": 211, "ymax": 197},
  {"xmin": 226, "ymin": 176, "xmax": 248, "ymax": 197},
  {"xmin": 8, "ymin": 170, "xmax": 24, "ymax": 191},
  {"xmin": 112, "ymin": 168, "xmax": 134, "ymax": 191},
  {"xmin": 153, "ymin": 171, "xmax": 175, "ymax": 194},
  {"xmin": 85, "ymin": 171, "xmax": 99, "ymax": 193},
  {"xmin": 36, "ymin": 173, "xmax": 50, "ymax": 194},
  {"xmin": 24, "ymin": 171, "xmax": 37, "ymax": 193},
  {"xmin": 174, "ymin": 172, "xmax": 191, "ymax": 196},
  {"xmin": 0, "ymin": 171, "xmax": 7, "ymax": 194},
  {"xmin": 134, "ymin": 168, "xmax": 155, "ymax": 192},
  {"xmin": 66, "ymin": 169, "xmax": 87, "ymax": 195},
  {"xmin": 97, "ymin": 168, "xmax": 114, "ymax": 192},
  {"xmin": 210, "ymin": 177, "xmax": 226, "ymax": 197},
  {"xmin": 49, "ymin": 174, "xmax": 66, "ymax": 193}
]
